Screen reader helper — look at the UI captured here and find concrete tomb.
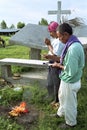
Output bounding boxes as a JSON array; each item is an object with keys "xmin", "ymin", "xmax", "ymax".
[{"xmin": 10, "ymin": 23, "xmax": 50, "ymax": 59}]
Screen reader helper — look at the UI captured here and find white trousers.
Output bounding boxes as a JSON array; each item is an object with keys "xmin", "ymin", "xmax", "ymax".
[{"xmin": 57, "ymin": 80, "xmax": 81, "ymax": 126}]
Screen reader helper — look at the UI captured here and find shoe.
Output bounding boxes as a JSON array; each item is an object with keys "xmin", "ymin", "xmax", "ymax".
[
  {"xmin": 58, "ymin": 123, "xmax": 76, "ymax": 129},
  {"xmin": 49, "ymin": 113, "xmax": 60, "ymax": 118},
  {"xmin": 50, "ymin": 101, "xmax": 59, "ymax": 109}
]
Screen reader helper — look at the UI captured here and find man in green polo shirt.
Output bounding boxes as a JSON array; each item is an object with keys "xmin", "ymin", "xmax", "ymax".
[{"xmin": 51, "ymin": 23, "xmax": 85, "ymax": 128}]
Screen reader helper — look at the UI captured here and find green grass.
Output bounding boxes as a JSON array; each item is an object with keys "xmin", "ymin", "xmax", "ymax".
[
  {"xmin": 0, "ymin": 44, "xmax": 32, "ymax": 73},
  {"xmin": 0, "ymin": 83, "xmax": 87, "ymax": 130},
  {"xmin": 0, "ymin": 36, "xmax": 47, "ymax": 73},
  {"xmin": 27, "ymin": 84, "xmax": 87, "ymax": 130},
  {"xmin": 0, "ymin": 36, "xmax": 87, "ymax": 130},
  {"xmin": 0, "ymin": 36, "xmax": 32, "ymax": 73},
  {"xmin": 0, "ymin": 45, "xmax": 29, "ymax": 59},
  {"xmin": 0, "ymin": 86, "xmax": 23, "ymax": 106},
  {"xmin": 0, "ymin": 116, "xmax": 24, "ymax": 130}
]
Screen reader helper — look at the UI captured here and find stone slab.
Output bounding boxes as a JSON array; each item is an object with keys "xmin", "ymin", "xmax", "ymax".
[
  {"xmin": 9, "ymin": 23, "xmax": 50, "ymax": 50},
  {"xmin": 0, "ymin": 58, "xmax": 49, "ymax": 68}
]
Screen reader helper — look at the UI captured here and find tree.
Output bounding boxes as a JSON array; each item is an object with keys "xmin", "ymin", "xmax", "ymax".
[
  {"xmin": 38, "ymin": 18, "xmax": 48, "ymax": 25},
  {"xmin": 10, "ymin": 24, "xmax": 15, "ymax": 29},
  {"xmin": 17, "ymin": 22, "xmax": 25, "ymax": 29},
  {"xmin": 0, "ymin": 20, "xmax": 8, "ymax": 29}
]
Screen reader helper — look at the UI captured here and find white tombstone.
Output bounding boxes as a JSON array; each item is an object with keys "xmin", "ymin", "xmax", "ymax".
[{"xmin": 73, "ymin": 25, "xmax": 87, "ymax": 48}]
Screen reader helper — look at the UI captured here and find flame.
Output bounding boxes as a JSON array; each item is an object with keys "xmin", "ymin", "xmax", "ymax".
[
  {"xmin": 9, "ymin": 102, "xmax": 29, "ymax": 116},
  {"xmin": 20, "ymin": 102, "xmax": 26, "ymax": 107}
]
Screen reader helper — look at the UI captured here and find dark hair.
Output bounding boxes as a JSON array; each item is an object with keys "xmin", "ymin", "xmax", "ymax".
[{"xmin": 57, "ymin": 23, "xmax": 73, "ymax": 35}]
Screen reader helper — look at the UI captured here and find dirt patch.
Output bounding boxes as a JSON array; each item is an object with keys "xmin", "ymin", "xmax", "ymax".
[
  {"xmin": 0, "ymin": 104, "xmax": 39, "ymax": 129},
  {"xmin": 0, "ymin": 78, "xmax": 46, "ymax": 130}
]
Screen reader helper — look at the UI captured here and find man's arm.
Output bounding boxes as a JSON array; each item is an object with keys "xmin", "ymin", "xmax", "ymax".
[{"xmin": 43, "ymin": 54, "xmax": 60, "ymax": 62}]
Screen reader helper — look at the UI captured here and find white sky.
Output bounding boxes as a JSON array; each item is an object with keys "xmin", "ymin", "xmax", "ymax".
[{"xmin": 0, "ymin": 0, "xmax": 87, "ymax": 28}]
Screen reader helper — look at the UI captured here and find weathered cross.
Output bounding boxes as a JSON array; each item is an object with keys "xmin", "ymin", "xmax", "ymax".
[{"xmin": 48, "ymin": 1, "xmax": 71, "ymax": 24}]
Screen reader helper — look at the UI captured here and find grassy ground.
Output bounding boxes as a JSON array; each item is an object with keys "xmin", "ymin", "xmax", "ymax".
[
  {"xmin": 0, "ymin": 82, "xmax": 87, "ymax": 130},
  {"xmin": 0, "ymin": 36, "xmax": 87, "ymax": 130}
]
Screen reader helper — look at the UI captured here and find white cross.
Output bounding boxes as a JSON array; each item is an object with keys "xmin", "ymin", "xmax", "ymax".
[{"xmin": 48, "ymin": 1, "xmax": 71, "ymax": 24}]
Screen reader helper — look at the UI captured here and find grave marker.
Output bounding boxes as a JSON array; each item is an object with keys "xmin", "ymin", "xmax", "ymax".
[
  {"xmin": 10, "ymin": 23, "xmax": 50, "ymax": 59},
  {"xmin": 48, "ymin": 1, "xmax": 71, "ymax": 24}
]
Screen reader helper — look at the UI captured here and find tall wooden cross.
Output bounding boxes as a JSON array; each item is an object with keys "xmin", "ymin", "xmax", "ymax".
[{"xmin": 48, "ymin": 1, "xmax": 71, "ymax": 24}]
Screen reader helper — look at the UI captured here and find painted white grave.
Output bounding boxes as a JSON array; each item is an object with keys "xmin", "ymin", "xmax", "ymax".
[{"xmin": 73, "ymin": 25, "xmax": 87, "ymax": 48}]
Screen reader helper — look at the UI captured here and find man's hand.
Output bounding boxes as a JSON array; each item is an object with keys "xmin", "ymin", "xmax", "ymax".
[
  {"xmin": 42, "ymin": 54, "xmax": 52, "ymax": 59},
  {"xmin": 51, "ymin": 62, "xmax": 64, "ymax": 70},
  {"xmin": 51, "ymin": 62, "xmax": 60, "ymax": 67},
  {"xmin": 44, "ymin": 38, "xmax": 51, "ymax": 46}
]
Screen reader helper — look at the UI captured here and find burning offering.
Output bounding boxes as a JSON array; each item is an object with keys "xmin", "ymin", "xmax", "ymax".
[{"xmin": 9, "ymin": 102, "xmax": 29, "ymax": 117}]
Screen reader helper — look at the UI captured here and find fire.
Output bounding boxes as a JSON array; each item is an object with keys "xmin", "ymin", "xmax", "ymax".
[{"xmin": 9, "ymin": 102, "xmax": 29, "ymax": 117}]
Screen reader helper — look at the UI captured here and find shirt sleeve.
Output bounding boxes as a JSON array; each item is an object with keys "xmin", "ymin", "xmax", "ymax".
[{"xmin": 53, "ymin": 41, "xmax": 65, "ymax": 56}]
